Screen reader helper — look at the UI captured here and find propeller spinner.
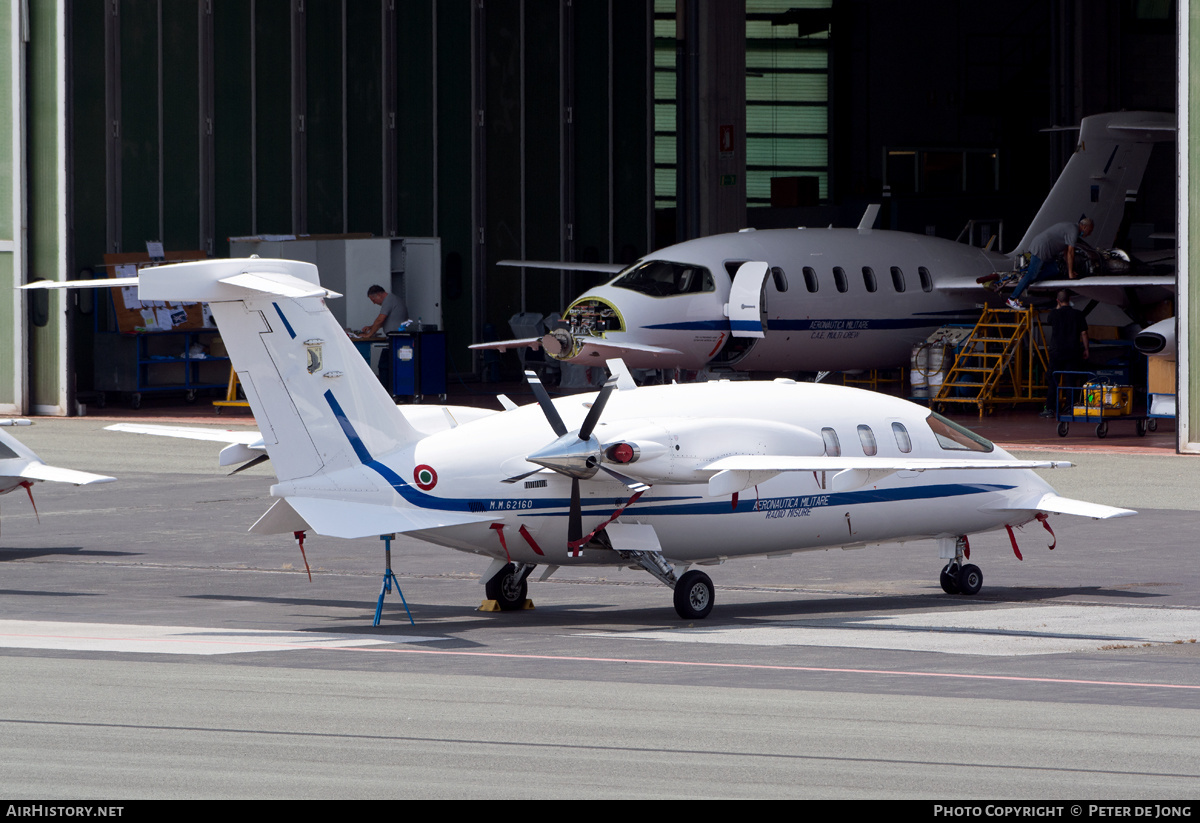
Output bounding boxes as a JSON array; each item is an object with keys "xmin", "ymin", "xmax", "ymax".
[{"xmin": 522, "ymin": 371, "xmax": 648, "ymax": 547}]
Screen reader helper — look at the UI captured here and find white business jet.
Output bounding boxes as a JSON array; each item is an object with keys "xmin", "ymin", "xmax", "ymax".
[
  {"xmin": 0, "ymin": 420, "xmax": 115, "ymax": 519},
  {"xmin": 476, "ymin": 111, "xmax": 1175, "ymax": 373},
  {"xmin": 23, "ymin": 258, "xmax": 1132, "ymax": 618}
]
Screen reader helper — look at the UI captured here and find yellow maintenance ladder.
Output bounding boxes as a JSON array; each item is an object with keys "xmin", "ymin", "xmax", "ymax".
[{"xmin": 934, "ymin": 307, "xmax": 1049, "ymax": 417}]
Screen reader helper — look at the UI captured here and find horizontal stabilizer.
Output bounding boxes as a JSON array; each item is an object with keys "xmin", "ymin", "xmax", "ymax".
[
  {"xmin": 19, "ymin": 463, "xmax": 116, "ymax": 486},
  {"xmin": 277, "ymin": 497, "xmax": 495, "ymax": 539},
  {"xmin": 105, "ymin": 422, "xmax": 263, "ymax": 445},
  {"xmin": 20, "ymin": 277, "xmax": 140, "ymax": 290},
  {"xmin": 498, "ymin": 259, "xmax": 626, "ymax": 274},
  {"xmin": 219, "ymin": 271, "xmax": 342, "ymax": 299}
]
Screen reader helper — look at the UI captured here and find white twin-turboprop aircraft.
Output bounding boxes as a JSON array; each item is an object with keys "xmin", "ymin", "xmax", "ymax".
[{"xmin": 23, "ymin": 259, "xmax": 1133, "ymax": 619}]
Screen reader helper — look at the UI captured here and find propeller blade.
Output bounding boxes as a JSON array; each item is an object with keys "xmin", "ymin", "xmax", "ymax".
[
  {"xmin": 578, "ymin": 377, "xmax": 617, "ymax": 441},
  {"xmin": 524, "ymin": 370, "xmax": 568, "ymax": 437},
  {"xmin": 599, "ymin": 465, "xmax": 651, "ymax": 493},
  {"xmin": 568, "ymin": 477, "xmax": 582, "ymax": 545}
]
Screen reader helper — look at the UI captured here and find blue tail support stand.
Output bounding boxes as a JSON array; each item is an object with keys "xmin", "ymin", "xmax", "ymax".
[{"xmin": 374, "ymin": 534, "xmax": 414, "ymax": 627}]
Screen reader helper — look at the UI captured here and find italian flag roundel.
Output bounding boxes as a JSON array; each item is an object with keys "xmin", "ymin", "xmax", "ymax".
[{"xmin": 414, "ymin": 464, "xmax": 438, "ymax": 490}]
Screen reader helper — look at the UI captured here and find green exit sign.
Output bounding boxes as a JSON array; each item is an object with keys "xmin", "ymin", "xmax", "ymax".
[{"xmin": 720, "ymin": 174, "xmax": 737, "ymax": 186}]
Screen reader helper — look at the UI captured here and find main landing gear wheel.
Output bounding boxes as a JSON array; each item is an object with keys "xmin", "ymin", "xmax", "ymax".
[
  {"xmin": 957, "ymin": 563, "xmax": 983, "ymax": 596},
  {"xmin": 674, "ymin": 570, "xmax": 714, "ymax": 620},
  {"xmin": 485, "ymin": 563, "xmax": 528, "ymax": 611},
  {"xmin": 940, "ymin": 562, "xmax": 960, "ymax": 594}
]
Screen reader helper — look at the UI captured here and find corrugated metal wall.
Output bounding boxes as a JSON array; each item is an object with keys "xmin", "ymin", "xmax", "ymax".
[{"xmin": 65, "ymin": 0, "xmax": 652, "ymax": 383}]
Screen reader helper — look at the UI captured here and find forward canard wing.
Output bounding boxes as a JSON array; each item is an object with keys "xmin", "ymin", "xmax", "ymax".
[{"xmin": 981, "ymin": 492, "xmax": 1135, "ymax": 520}]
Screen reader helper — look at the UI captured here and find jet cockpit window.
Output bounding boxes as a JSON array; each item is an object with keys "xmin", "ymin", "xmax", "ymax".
[
  {"xmin": 891, "ymin": 422, "xmax": 912, "ymax": 453},
  {"xmin": 833, "ymin": 266, "xmax": 848, "ymax": 293},
  {"xmin": 857, "ymin": 425, "xmax": 877, "ymax": 456},
  {"xmin": 821, "ymin": 427, "xmax": 840, "ymax": 457},
  {"xmin": 771, "ymin": 267, "xmax": 788, "ymax": 292},
  {"xmin": 926, "ymin": 412, "xmax": 994, "ymax": 453},
  {"xmin": 890, "ymin": 266, "xmax": 906, "ymax": 292},
  {"xmin": 802, "ymin": 266, "xmax": 818, "ymax": 293},
  {"xmin": 862, "ymin": 267, "xmax": 877, "ymax": 293},
  {"xmin": 612, "ymin": 260, "xmax": 715, "ymax": 298},
  {"xmin": 918, "ymin": 266, "xmax": 933, "ymax": 292}
]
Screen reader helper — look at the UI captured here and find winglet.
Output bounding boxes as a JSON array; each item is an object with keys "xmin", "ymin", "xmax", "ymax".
[
  {"xmin": 606, "ymin": 359, "xmax": 638, "ymax": 391},
  {"xmin": 857, "ymin": 204, "xmax": 881, "ymax": 231}
]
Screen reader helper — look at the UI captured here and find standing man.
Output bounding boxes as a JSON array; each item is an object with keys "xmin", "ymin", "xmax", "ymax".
[
  {"xmin": 1041, "ymin": 289, "xmax": 1090, "ymax": 417},
  {"xmin": 360, "ymin": 284, "xmax": 408, "ymax": 338},
  {"xmin": 1008, "ymin": 217, "xmax": 1094, "ymax": 310}
]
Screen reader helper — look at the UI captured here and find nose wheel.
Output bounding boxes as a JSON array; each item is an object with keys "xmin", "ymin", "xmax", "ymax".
[{"xmin": 673, "ymin": 570, "xmax": 715, "ymax": 620}]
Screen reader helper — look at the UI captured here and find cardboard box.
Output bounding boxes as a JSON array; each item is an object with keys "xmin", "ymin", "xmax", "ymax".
[{"xmin": 1148, "ymin": 357, "xmax": 1176, "ymax": 394}]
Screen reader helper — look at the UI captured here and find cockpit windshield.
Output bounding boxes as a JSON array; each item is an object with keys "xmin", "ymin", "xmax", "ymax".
[
  {"xmin": 611, "ymin": 260, "xmax": 715, "ymax": 298},
  {"xmin": 926, "ymin": 412, "xmax": 994, "ymax": 453}
]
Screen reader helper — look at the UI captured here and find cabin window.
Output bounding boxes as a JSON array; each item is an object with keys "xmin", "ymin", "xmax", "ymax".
[
  {"xmin": 862, "ymin": 267, "xmax": 877, "ymax": 293},
  {"xmin": 892, "ymin": 422, "xmax": 912, "ymax": 453},
  {"xmin": 926, "ymin": 412, "xmax": 994, "ymax": 453},
  {"xmin": 771, "ymin": 267, "xmax": 788, "ymax": 292},
  {"xmin": 857, "ymin": 425, "xmax": 877, "ymax": 456},
  {"xmin": 918, "ymin": 266, "xmax": 933, "ymax": 292},
  {"xmin": 802, "ymin": 266, "xmax": 818, "ymax": 293},
  {"xmin": 833, "ymin": 266, "xmax": 848, "ymax": 293},
  {"xmin": 821, "ymin": 427, "xmax": 840, "ymax": 457},
  {"xmin": 612, "ymin": 260, "xmax": 715, "ymax": 297},
  {"xmin": 890, "ymin": 266, "xmax": 906, "ymax": 292}
]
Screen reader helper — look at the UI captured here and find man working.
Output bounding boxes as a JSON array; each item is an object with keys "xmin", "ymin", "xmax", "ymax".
[
  {"xmin": 359, "ymin": 284, "xmax": 409, "ymax": 337},
  {"xmin": 1041, "ymin": 289, "xmax": 1090, "ymax": 417},
  {"xmin": 1008, "ymin": 217, "xmax": 1093, "ymax": 310},
  {"xmin": 359, "ymin": 285, "xmax": 410, "ymax": 392}
]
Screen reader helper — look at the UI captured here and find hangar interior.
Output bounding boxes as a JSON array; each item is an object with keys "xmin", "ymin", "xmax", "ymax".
[{"xmin": 0, "ymin": 0, "xmax": 1184, "ymax": 429}]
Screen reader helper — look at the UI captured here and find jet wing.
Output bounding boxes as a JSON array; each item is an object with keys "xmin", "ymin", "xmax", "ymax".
[
  {"xmin": 16, "ymin": 463, "xmax": 116, "ymax": 486},
  {"xmin": 703, "ymin": 455, "xmax": 1072, "ymax": 495},
  {"xmin": 571, "ymin": 338, "xmax": 684, "ymax": 360},
  {"xmin": 498, "ymin": 259, "xmax": 627, "ymax": 274},
  {"xmin": 705, "ymin": 455, "xmax": 1073, "ymax": 472},
  {"xmin": 468, "ymin": 337, "xmax": 543, "ymax": 352},
  {"xmin": 1031, "ymin": 275, "xmax": 1176, "ymax": 290}
]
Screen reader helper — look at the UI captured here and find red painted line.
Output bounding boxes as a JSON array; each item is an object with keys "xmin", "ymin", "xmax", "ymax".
[{"xmin": 326, "ymin": 644, "xmax": 1200, "ymax": 691}]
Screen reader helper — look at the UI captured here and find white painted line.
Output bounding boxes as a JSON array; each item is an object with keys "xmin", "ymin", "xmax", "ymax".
[
  {"xmin": 0, "ymin": 620, "xmax": 439, "ymax": 656},
  {"xmin": 581, "ymin": 605, "xmax": 1200, "ymax": 656}
]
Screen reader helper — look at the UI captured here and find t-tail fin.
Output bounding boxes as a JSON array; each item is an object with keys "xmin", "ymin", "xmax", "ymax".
[
  {"xmin": 136, "ymin": 258, "xmax": 422, "ymax": 483},
  {"xmin": 1014, "ymin": 111, "xmax": 1175, "ymax": 254}
]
